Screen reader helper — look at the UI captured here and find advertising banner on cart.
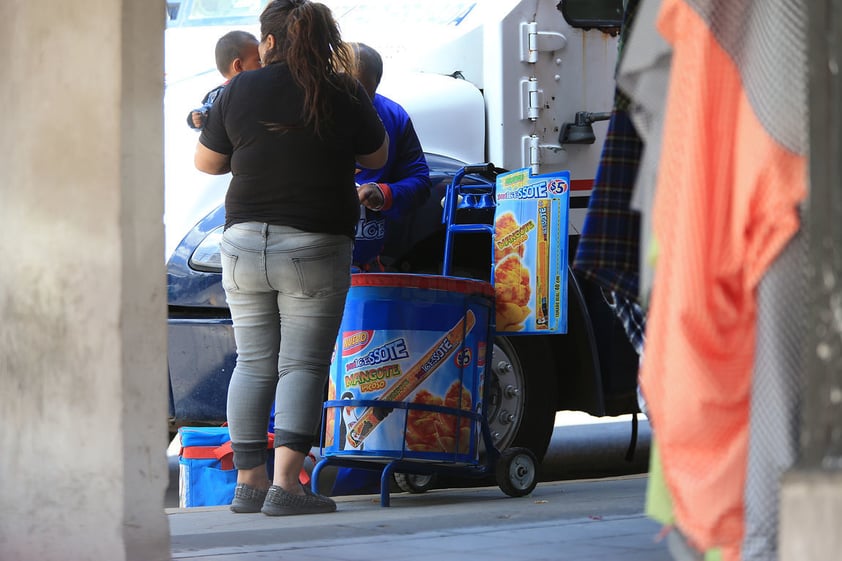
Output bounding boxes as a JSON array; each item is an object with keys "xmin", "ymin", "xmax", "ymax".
[
  {"xmin": 493, "ymin": 167, "xmax": 569, "ymax": 335},
  {"xmin": 322, "ymin": 275, "xmax": 494, "ymax": 465}
]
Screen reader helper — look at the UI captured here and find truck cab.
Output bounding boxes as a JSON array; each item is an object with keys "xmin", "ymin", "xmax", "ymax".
[{"xmin": 369, "ymin": 0, "xmax": 639, "ymax": 457}]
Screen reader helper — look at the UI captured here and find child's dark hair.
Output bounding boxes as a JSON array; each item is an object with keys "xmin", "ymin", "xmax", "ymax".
[
  {"xmin": 215, "ymin": 30, "xmax": 258, "ymax": 75},
  {"xmin": 259, "ymin": 0, "xmax": 355, "ymax": 135}
]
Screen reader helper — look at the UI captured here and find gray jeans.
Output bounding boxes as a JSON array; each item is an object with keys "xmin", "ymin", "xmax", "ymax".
[{"xmin": 220, "ymin": 222, "xmax": 352, "ymax": 469}]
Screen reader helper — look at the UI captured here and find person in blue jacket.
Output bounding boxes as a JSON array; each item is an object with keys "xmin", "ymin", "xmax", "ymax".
[
  {"xmin": 351, "ymin": 43, "xmax": 432, "ymax": 271},
  {"xmin": 328, "ymin": 43, "xmax": 431, "ymax": 497}
]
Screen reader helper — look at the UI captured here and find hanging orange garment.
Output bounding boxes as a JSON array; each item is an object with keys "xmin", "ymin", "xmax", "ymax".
[{"xmin": 638, "ymin": 1, "xmax": 807, "ymax": 559}]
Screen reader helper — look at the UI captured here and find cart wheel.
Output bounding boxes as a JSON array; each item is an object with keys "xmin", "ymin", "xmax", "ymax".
[
  {"xmin": 495, "ymin": 447, "xmax": 539, "ymax": 497},
  {"xmin": 393, "ymin": 472, "xmax": 437, "ymax": 494}
]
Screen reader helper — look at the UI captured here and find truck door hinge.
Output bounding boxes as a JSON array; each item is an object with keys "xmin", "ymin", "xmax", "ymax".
[
  {"xmin": 522, "ymin": 135, "xmax": 568, "ymax": 175},
  {"xmin": 525, "ymin": 135, "xmax": 541, "ymax": 175},
  {"xmin": 520, "ymin": 22, "xmax": 567, "ymax": 64},
  {"xmin": 521, "ymin": 78, "xmax": 542, "ymax": 121}
]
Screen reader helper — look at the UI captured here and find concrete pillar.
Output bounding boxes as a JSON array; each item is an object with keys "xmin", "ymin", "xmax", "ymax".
[
  {"xmin": 780, "ymin": 471, "xmax": 842, "ymax": 561},
  {"xmin": 781, "ymin": 2, "xmax": 842, "ymax": 560},
  {"xmin": 0, "ymin": 1, "xmax": 169, "ymax": 560}
]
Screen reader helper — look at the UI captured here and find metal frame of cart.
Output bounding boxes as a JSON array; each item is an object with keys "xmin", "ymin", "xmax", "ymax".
[{"xmin": 312, "ymin": 164, "xmax": 540, "ymax": 507}]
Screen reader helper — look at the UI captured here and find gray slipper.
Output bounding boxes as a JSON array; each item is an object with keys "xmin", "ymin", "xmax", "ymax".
[
  {"xmin": 230, "ymin": 483, "xmax": 268, "ymax": 513},
  {"xmin": 261, "ymin": 484, "xmax": 337, "ymax": 516}
]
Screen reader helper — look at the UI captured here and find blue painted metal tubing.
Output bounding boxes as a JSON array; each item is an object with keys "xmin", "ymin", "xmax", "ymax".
[{"xmin": 441, "ymin": 163, "xmax": 496, "ymax": 277}]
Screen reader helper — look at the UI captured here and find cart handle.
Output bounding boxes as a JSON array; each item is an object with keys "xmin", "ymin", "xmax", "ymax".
[{"xmin": 441, "ymin": 163, "xmax": 496, "ymax": 277}]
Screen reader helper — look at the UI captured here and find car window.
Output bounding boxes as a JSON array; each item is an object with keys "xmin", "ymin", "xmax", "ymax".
[
  {"xmin": 167, "ymin": 0, "xmax": 266, "ymax": 28},
  {"xmin": 166, "ymin": 1, "xmax": 483, "ymax": 65},
  {"xmin": 328, "ymin": 1, "xmax": 479, "ymax": 61},
  {"xmin": 190, "ymin": 0, "xmax": 265, "ymax": 26}
]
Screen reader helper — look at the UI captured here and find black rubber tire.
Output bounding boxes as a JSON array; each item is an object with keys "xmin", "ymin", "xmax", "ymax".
[
  {"xmin": 495, "ymin": 447, "xmax": 539, "ymax": 497},
  {"xmin": 393, "ymin": 472, "xmax": 437, "ymax": 494},
  {"xmin": 487, "ymin": 336, "xmax": 557, "ymax": 462}
]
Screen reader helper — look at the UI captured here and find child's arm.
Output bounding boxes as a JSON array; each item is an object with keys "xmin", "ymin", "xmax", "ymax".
[
  {"xmin": 186, "ymin": 85, "xmax": 224, "ymax": 131},
  {"xmin": 188, "ymin": 110, "xmax": 203, "ymax": 129},
  {"xmin": 186, "ymin": 101, "xmax": 212, "ymax": 131}
]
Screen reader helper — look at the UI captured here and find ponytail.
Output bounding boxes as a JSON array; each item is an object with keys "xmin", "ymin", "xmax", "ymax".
[{"xmin": 260, "ymin": 0, "xmax": 356, "ymax": 136}]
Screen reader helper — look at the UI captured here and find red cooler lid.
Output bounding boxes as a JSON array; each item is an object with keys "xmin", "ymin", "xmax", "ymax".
[{"xmin": 351, "ymin": 273, "xmax": 494, "ymax": 298}]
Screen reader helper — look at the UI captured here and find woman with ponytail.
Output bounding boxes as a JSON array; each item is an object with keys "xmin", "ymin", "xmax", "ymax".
[{"xmin": 194, "ymin": 0, "xmax": 388, "ymax": 516}]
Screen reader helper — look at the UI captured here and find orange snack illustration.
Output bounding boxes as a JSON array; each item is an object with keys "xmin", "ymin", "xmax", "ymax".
[
  {"xmin": 494, "ymin": 253, "xmax": 531, "ymax": 331},
  {"xmin": 494, "ymin": 212, "xmax": 533, "ymax": 331},
  {"xmin": 346, "ymin": 310, "xmax": 477, "ymax": 448},
  {"xmin": 405, "ymin": 382, "xmax": 473, "ymax": 454},
  {"xmin": 494, "ymin": 211, "xmax": 526, "ymax": 260}
]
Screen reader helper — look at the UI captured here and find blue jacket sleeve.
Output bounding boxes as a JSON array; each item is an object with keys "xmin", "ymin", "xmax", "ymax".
[
  {"xmin": 379, "ymin": 117, "xmax": 431, "ymax": 221},
  {"xmin": 356, "ymin": 95, "xmax": 431, "ymax": 219},
  {"xmin": 352, "ymin": 95, "xmax": 432, "ymax": 268}
]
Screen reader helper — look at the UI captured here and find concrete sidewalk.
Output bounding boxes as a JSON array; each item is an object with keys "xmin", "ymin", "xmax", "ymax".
[{"xmin": 169, "ymin": 475, "xmax": 671, "ymax": 561}]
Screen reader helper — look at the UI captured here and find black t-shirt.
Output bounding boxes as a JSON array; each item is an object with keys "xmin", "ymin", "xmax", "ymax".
[{"xmin": 199, "ymin": 63, "xmax": 386, "ymax": 238}]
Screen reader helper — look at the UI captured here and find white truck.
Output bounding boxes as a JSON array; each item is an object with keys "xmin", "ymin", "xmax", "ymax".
[
  {"xmin": 165, "ymin": 0, "xmax": 639, "ymax": 464},
  {"xmin": 366, "ymin": 0, "xmax": 639, "ymax": 459}
]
